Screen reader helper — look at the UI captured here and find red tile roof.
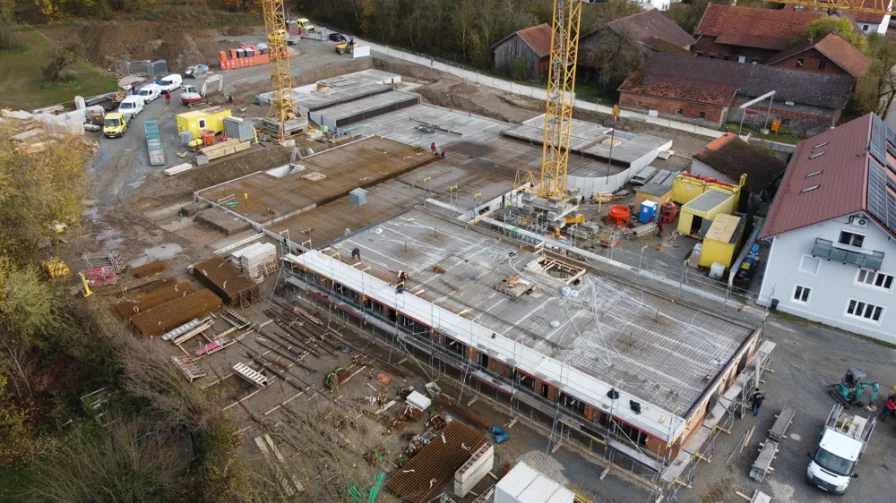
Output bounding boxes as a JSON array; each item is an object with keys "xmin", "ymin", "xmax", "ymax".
[
  {"xmin": 761, "ymin": 114, "xmax": 873, "ymax": 238},
  {"xmin": 604, "ymin": 9, "xmax": 696, "ymax": 49},
  {"xmin": 516, "ymin": 24, "xmax": 554, "ymax": 59},
  {"xmin": 618, "ymin": 73, "xmax": 739, "ymax": 106},
  {"xmin": 767, "ymin": 34, "xmax": 871, "ymax": 78},
  {"xmin": 696, "ymin": 4, "xmax": 822, "ymax": 51}
]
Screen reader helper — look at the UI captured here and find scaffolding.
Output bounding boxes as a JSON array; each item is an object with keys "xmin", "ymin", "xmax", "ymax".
[{"xmin": 279, "ymin": 252, "xmax": 770, "ymax": 503}]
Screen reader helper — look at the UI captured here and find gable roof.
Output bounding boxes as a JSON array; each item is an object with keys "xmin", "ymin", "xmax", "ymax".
[
  {"xmin": 603, "ymin": 9, "xmax": 696, "ymax": 49},
  {"xmin": 693, "ymin": 133, "xmax": 788, "ymax": 192},
  {"xmin": 619, "ymin": 73, "xmax": 739, "ymax": 106},
  {"xmin": 761, "ymin": 114, "xmax": 872, "ymax": 238},
  {"xmin": 631, "ymin": 53, "xmax": 853, "ymax": 109},
  {"xmin": 766, "ymin": 34, "xmax": 872, "ymax": 78},
  {"xmin": 515, "ymin": 24, "xmax": 553, "ymax": 58},
  {"xmin": 695, "ymin": 4, "xmax": 822, "ymax": 51}
]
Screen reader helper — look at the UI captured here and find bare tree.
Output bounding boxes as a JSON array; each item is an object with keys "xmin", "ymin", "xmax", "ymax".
[{"xmin": 580, "ymin": 28, "xmax": 644, "ymax": 89}]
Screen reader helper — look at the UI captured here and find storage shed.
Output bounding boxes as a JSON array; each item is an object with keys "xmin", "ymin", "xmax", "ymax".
[
  {"xmin": 699, "ymin": 213, "xmax": 745, "ymax": 268},
  {"xmin": 491, "ymin": 24, "xmax": 554, "ymax": 81},
  {"xmin": 634, "ymin": 181, "xmax": 673, "ymax": 209},
  {"xmin": 677, "ymin": 189, "xmax": 736, "ymax": 238},
  {"xmin": 176, "ymin": 107, "xmax": 233, "ymax": 139},
  {"xmin": 495, "ymin": 461, "xmax": 574, "ymax": 503}
]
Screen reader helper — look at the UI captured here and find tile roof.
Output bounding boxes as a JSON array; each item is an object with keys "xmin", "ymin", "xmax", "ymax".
[
  {"xmin": 604, "ymin": 9, "xmax": 696, "ymax": 49},
  {"xmin": 695, "ymin": 4, "xmax": 822, "ymax": 51},
  {"xmin": 634, "ymin": 53, "xmax": 854, "ymax": 109},
  {"xmin": 693, "ymin": 133, "xmax": 788, "ymax": 192},
  {"xmin": 618, "ymin": 73, "xmax": 739, "ymax": 106},
  {"xmin": 761, "ymin": 114, "xmax": 872, "ymax": 238},
  {"xmin": 516, "ymin": 23, "xmax": 554, "ymax": 58},
  {"xmin": 766, "ymin": 34, "xmax": 872, "ymax": 78}
]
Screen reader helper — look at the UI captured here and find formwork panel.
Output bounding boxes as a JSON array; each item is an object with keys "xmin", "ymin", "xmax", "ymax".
[
  {"xmin": 113, "ymin": 281, "xmax": 196, "ymax": 319},
  {"xmin": 130, "ymin": 289, "xmax": 222, "ymax": 337},
  {"xmin": 192, "ymin": 256, "xmax": 260, "ymax": 306}
]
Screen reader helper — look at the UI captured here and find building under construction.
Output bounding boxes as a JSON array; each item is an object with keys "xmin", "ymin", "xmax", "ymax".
[{"xmin": 279, "ymin": 209, "xmax": 771, "ymax": 500}]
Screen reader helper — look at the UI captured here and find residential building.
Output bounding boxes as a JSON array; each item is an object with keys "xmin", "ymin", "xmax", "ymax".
[
  {"xmin": 491, "ymin": 24, "xmax": 553, "ymax": 81},
  {"xmin": 693, "ymin": 4, "xmax": 821, "ymax": 63},
  {"xmin": 691, "ymin": 133, "xmax": 788, "ymax": 201},
  {"xmin": 847, "ymin": 0, "xmax": 892, "ymax": 34},
  {"xmin": 617, "ymin": 53, "xmax": 853, "ymax": 135},
  {"xmin": 579, "ymin": 9, "xmax": 695, "ymax": 65},
  {"xmin": 758, "ymin": 113, "xmax": 896, "ymax": 344},
  {"xmin": 766, "ymin": 34, "xmax": 871, "ymax": 79}
]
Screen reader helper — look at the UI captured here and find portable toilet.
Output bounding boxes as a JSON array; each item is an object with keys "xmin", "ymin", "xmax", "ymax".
[
  {"xmin": 639, "ymin": 200, "xmax": 659, "ymax": 223},
  {"xmin": 176, "ymin": 107, "xmax": 233, "ymax": 140}
]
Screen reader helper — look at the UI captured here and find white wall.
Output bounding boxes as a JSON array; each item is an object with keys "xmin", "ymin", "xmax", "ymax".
[
  {"xmin": 759, "ymin": 215, "xmax": 896, "ymax": 343},
  {"xmin": 567, "ymin": 169, "xmax": 632, "ymax": 196},
  {"xmin": 690, "ymin": 159, "xmax": 736, "ymax": 185}
]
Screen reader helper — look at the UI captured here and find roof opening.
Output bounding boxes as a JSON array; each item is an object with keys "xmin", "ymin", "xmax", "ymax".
[
  {"xmin": 801, "ymin": 185, "xmax": 820, "ymax": 193},
  {"xmin": 814, "ymin": 141, "xmax": 830, "ymax": 149},
  {"xmin": 809, "ymin": 152, "xmax": 825, "ymax": 160},
  {"xmin": 807, "ymin": 170, "xmax": 824, "ymax": 177}
]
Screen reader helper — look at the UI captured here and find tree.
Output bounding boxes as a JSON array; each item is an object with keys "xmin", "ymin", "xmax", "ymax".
[
  {"xmin": 511, "ymin": 56, "xmax": 527, "ymax": 81},
  {"xmin": 451, "ymin": 0, "xmax": 477, "ymax": 62},
  {"xmin": 852, "ymin": 34, "xmax": 896, "ymax": 118},
  {"xmin": 41, "ymin": 46, "xmax": 75, "ymax": 83},
  {"xmin": 799, "ymin": 16, "xmax": 868, "ymax": 53},
  {"xmin": 580, "ymin": 28, "xmax": 644, "ymax": 89}
]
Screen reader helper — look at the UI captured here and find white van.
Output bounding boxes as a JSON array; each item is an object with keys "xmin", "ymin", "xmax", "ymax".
[
  {"xmin": 118, "ymin": 96, "xmax": 145, "ymax": 120},
  {"xmin": 137, "ymin": 83, "xmax": 162, "ymax": 103},
  {"xmin": 157, "ymin": 74, "xmax": 183, "ymax": 93}
]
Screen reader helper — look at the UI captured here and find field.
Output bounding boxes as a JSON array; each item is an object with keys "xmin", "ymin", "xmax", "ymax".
[{"xmin": 0, "ymin": 26, "xmax": 116, "ymax": 110}]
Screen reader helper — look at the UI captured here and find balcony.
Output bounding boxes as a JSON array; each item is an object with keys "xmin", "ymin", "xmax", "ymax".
[{"xmin": 812, "ymin": 238, "xmax": 884, "ymax": 270}]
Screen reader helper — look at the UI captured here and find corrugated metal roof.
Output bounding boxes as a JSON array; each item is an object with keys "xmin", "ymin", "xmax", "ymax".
[
  {"xmin": 517, "ymin": 23, "xmax": 554, "ymax": 58},
  {"xmin": 761, "ymin": 114, "xmax": 873, "ymax": 238}
]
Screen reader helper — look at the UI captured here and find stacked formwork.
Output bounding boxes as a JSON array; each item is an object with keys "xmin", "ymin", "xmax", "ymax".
[
  {"xmin": 192, "ymin": 256, "xmax": 260, "ymax": 306},
  {"xmin": 113, "ymin": 281, "xmax": 196, "ymax": 319},
  {"xmin": 130, "ymin": 289, "xmax": 222, "ymax": 337}
]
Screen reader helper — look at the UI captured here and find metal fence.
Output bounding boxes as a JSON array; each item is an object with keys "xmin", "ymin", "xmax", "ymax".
[{"xmin": 124, "ymin": 59, "xmax": 168, "ymax": 79}]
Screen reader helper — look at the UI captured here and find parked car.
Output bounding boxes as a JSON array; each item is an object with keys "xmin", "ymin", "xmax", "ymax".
[
  {"xmin": 329, "ymin": 33, "xmax": 347, "ymax": 43},
  {"xmin": 156, "ymin": 74, "xmax": 183, "ymax": 93},
  {"xmin": 102, "ymin": 112, "xmax": 128, "ymax": 138},
  {"xmin": 137, "ymin": 83, "xmax": 162, "ymax": 103},
  {"xmin": 117, "ymin": 96, "xmax": 144, "ymax": 120},
  {"xmin": 297, "ymin": 18, "xmax": 314, "ymax": 32}
]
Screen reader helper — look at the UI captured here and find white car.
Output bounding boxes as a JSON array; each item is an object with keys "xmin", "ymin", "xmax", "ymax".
[
  {"xmin": 156, "ymin": 74, "xmax": 183, "ymax": 93},
  {"xmin": 117, "ymin": 96, "xmax": 144, "ymax": 120},
  {"xmin": 137, "ymin": 83, "xmax": 161, "ymax": 103}
]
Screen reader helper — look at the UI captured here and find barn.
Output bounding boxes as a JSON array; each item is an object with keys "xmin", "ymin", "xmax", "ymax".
[{"xmin": 491, "ymin": 24, "xmax": 554, "ymax": 81}]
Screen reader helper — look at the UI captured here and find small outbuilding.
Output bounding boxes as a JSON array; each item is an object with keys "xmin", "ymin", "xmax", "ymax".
[
  {"xmin": 699, "ymin": 213, "xmax": 745, "ymax": 268},
  {"xmin": 176, "ymin": 107, "xmax": 233, "ymax": 139},
  {"xmin": 491, "ymin": 24, "xmax": 554, "ymax": 81},
  {"xmin": 678, "ymin": 189, "xmax": 736, "ymax": 238}
]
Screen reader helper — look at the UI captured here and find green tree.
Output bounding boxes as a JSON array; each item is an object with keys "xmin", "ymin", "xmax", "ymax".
[
  {"xmin": 511, "ymin": 56, "xmax": 527, "ymax": 80},
  {"xmin": 852, "ymin": 34, "xmax": 896, "ymax": 118},
  {"xmin": 799, "ymin": 16, "xmax": 868, "ymax": 53}
]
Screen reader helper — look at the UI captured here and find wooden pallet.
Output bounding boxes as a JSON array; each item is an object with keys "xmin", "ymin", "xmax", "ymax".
[{"xmin": 171, "ymin": 355, "xmax": 206, "ymax": 382}]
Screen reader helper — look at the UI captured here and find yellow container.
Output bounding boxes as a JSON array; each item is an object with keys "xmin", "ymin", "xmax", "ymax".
[
  {"xmin": 176, "ymin": 107, "xmax": 233, "ymax": 140},
  {"xmin": 671, "ymin": 172, "xmax": 745, "ymax": 206},
  {"xmin": 699, "ymin": 214, "xmax": 745, "ymax": 268},
  {"xmin": 677, "ymin": 189, "xmax": 736, "ymax": 238}
]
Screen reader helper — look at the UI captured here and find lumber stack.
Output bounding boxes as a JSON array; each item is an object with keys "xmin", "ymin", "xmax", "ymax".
[{"xmin": 198, "ymin": 139, "xmax": 251, "ymax": 161}]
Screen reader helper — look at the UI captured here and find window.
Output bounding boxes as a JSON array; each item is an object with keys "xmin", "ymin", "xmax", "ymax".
[
  {"xmin": 819, "ymin": 59, "xmax": 827, "ymax": 70},
  {"xmin": 846, "ymin": 299, "xmax": 884, "ymax": 323},
  {"xmin": 699, "ymin": 112, "xmax": 706, "ymax": 119},
  {"xmin": 709, "ymin": 52, "xmax": 717, "ymax": 59},
  {"xmin": 695, "ymin": 51, "xmax": 704, "ymax": 57},
  {"xmin": 637, "ymin": 101, "xmax": 643, "ymax": 107},
  {"xmin": 838, "ymin": 231, "xmax": 865, "ymax": 248},
  {"xmin": 198, "ymin": 118, "xmax": 207, "ymax": 129},
  {"xmin": 781, "ymin": 118, "xmax": 791, "ymax": 125},
  {"xmin": 751, "ymin": 59, "xmax": 760, "ymax": 64},
  {"xmin": 676, "ymin": 108, "xmax": 683, "ymax": 115},
  {"xmin": 737, "ymin": 55, "xmax": 746, "ymax": 63},
  {"xmin": 809, "ymin": 152, "xmax": 825, "ymax": 159},
  {"xmin": 800, "ymin": 255, "xmax": 821, "ymax": 275},
  {"xmin": 796, "ymin": 58, "xmax": 804, "ymax": 68},
  {"xmin": 807, "ymin": 170, "xmax": 824, "ymax": 178},
  {"xmin": 857, "ymin": 269, "xmax": 895, "ymax": 291},
  {"xmin": 723, "ymin": 54, "xmax": 730, "ymax": 61},
  {"xmin": 814, "ymin": 141, "xmax": 830, "ymax": 149},
  {"xmin": 863, "ymin": 24, "xmax": 870, "ymax": 31},
  {"xmin": 801, "ymin": 185, "xmax": 819, "ymax": 193},
  {"xmin": 793, "ymin": 285, "xmax": 811, "ymax": 304}
]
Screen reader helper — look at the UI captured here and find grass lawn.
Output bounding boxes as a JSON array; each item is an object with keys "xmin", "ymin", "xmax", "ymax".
[{"xmin": 0, "ymin": 26, "xmax": 117, "ymax": 110}]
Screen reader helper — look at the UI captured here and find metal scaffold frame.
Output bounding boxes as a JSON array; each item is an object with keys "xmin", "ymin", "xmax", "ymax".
[{"xmin": 261, "ymin": 0, "xmax": 298, "ymax": 138}]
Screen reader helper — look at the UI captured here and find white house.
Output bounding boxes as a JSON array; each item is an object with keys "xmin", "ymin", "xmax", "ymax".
[
  {"xmin": 851, "ymin": 0, "xmax": 891, "ymax": 35},
  {"xmin": 758, "ymin": 113, "xmax": 896, "ymax": 344}
]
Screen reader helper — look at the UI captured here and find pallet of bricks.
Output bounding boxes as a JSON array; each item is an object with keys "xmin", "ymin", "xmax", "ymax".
[
  {"xmin": 191, "ymin": 256, "xmax": 260, "ymax": 307},
  {"xmin": 230, "ymin": 242, "xmax": 278, "ymax": 281},
  {"xmin": 129, "ymin": 289, "xmax": 222, "ymax": 337}
]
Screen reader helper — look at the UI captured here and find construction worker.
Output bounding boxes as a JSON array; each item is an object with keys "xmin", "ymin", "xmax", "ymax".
[
  {"xmin": 351, "ymin": 247, "xmax": 361, "ymax": 262},
  {"xmin": 164, "ymin": 91, "xmax": 171, "ymax": 106},
  {"xmin": 430, "ymin": 142, "xmax": 437, "ymax": 155},
  {"xmin": 228, "ymin": 94, "xmax": 234, "ymax": 105},
  {"xmin": 751, "ymin": 388, "xmax": 766, "ymax": 417},
  {"xmin": 878, "ymin": 396, "xmax": 896, "ymax": 422},
  {"xmin": 440, "ymin": 148, "xmax": 446, "ymax": 159},
  {"xmin": 656, "ymin": 219, "xmax": 664, "ymax": 237},
  {"xmin": 395, "ymin": 270, "xmax": 407, "ymax": 294}
]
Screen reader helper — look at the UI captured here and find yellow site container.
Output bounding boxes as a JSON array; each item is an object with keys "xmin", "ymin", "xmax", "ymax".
[
  {"xmin": 671, "ymin": 172, "xmax": 746, "ymax": 206},
  {"xmin": 677, "ymin": 189, "xmax": 736, "ymax": 238},
  {"xmin": 176, "ymin": 107, "xmax": 232, "ymax": 139},
  {"xmin": 634, "ymin": 182, "xmax": 673, "ymax": 209},
  {"xmin": 699, "ymin": 214, "xmax": 745, "ymax": 268}
]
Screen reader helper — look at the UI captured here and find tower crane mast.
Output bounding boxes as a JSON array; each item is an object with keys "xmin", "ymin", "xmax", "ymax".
[{"xmin": 261, "ymin": 0, "xmax": 305, "ymax": 138}]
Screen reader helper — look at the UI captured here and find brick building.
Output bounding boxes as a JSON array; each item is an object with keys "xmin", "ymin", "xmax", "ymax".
[
  {"xmin": 693, "ymin": 4, "xmax": 821, "ymax": 63},
  {"xmin": 618, "ymin": 53, "xmax": 853, "ymax": 135},
  {"xmin": 766, "ymin": 33, "xmax": 871, "ymax": 79}
]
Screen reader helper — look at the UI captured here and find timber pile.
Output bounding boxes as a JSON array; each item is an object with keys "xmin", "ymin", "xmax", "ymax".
[
  {"xmin": 130, "ymin": 289, "xmax": 222, "ymax": 337},
  {"xmin": 192, "ymin": 256, "xmax": 260, "ymax": 306},
  {"xmin": 386, "ymin": 421, "xmax": 487, "ymax": 503},
  {"xmin": 113, "ymin": 281, "xmax": 196, "ymax": 319},
  {"xmin": 198, "ymin": 139, "xmax": 251, "ymax": 161}
]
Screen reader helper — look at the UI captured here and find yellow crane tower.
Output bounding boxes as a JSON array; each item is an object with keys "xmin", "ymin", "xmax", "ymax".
[
  {"xmin": 539, "ymin": 0, "xmax": 583, "ymax": 200},
  {"xmin": 261, "ymin": 0, "xmax": 305, "ymax": 138},
  {"xmin": 766, "ymin": 0, "xmax": 895, "ymax": 14}
]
